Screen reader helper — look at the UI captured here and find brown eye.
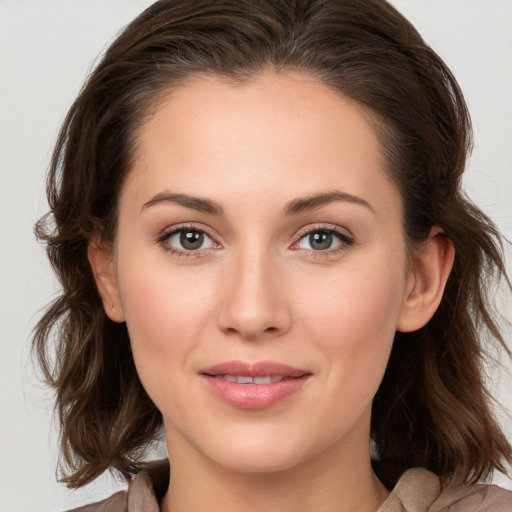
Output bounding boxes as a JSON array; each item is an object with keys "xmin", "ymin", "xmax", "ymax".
[
  {"xmin": 180, "ymin": 230, "xmax": 204, "ymax": 250},
  {"xmin": 309, "ymin": 231, "xmax": 333, "ymax": 250},
  {"xmin": 296, "ymin": 228, "xmax": 354, "ymax": 252},
  {"xmin": 164, "ymin": 229, "xmax": 215, "ymax": 252}
]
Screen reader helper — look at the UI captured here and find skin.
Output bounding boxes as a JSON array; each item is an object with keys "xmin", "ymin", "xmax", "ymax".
[{"xmin": 89, "ymin": 72, "xmax": 454, "ymax": 512}]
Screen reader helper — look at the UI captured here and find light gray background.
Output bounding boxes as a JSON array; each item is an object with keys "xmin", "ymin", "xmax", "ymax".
[{"xmin": 1, "ymin": 1, "xmax": 511, "ymax": 510}]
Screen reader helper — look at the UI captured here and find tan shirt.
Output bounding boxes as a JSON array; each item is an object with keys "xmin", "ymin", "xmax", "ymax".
[{"xmin": 67, "ymin": 461, "xmax": 512, "ymax": 512}]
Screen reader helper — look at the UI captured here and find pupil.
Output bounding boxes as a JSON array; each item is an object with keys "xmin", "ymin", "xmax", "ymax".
[
  {"xmin": 180, "ymin": 231, "xmax": 203, "ymax": 250},
  {"xmin": 310, "ymin": 231, "xmax": 332, "ymax": 250}
]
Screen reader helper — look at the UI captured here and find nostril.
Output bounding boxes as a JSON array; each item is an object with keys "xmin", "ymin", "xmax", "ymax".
[{"xmin": 216, "ymin": 279, "xmax": 291, "ymax": 339}]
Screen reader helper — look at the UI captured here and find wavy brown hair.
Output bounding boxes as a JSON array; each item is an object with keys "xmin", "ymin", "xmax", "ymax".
[{"xmin": 34, "ymin": 0, "xmax": 511, "ymax": 489}]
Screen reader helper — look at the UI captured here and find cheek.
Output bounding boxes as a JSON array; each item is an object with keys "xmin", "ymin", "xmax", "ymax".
[
  {"xmin": 117, "ymin": 264, "xmax": 224, "ymax": 425},
  {"xmin": 295, "ymin": 253, "xmax": 406, "ymax": 395},
  {"xmin": 300, "ymin": 258, "xmax": 404, "ymax": 335},
  {"xmin": 116, "ymin": 257, "xmax": 218, "ymax": 378}
]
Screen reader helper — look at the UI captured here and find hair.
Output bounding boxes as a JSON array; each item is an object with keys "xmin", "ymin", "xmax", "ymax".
[{"xmin": 34, "ymin": 0, "xmax": 511, "ymax": 489}]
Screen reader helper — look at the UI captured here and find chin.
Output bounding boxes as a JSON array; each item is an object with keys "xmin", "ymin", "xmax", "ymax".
[
  {"xmin": 216, "ymin": 449, "xmax": 306, "ymax": 475},
  {"xmin": 199, "ymin": 428, "xmax": 317, "ymax": 475}
]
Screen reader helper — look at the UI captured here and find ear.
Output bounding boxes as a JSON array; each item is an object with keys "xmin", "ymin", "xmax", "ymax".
[
  {"xmin": 87, "ymin": 236, "xmax": 125, "ymax": 323},
  {"xmin": 397, "ymin": 227, "xmax": 454, "ymax": 333}
]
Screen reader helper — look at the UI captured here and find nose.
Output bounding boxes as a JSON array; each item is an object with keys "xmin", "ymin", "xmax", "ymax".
[{"xmin": 216, "ymin": 247, "xmax": 291, "ymax": 341}]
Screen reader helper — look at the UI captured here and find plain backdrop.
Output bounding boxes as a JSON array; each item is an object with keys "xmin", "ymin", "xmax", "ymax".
[{"xmin": 1, "ymin": 1, "xmax": 511, "ymax": 510}]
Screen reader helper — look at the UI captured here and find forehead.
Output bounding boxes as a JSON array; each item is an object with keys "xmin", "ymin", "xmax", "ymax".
[
  {"xmin": 137, "ymin": 71, "xmax": 381, "ymax": 160},
  {"xmin": 124, "ymin": 71, "xmax": 400, "ymax": 218}
]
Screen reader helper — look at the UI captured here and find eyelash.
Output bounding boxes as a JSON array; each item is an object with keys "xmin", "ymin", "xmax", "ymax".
[
  {"xmin": 292, "ymin": 225, "xmax": 355, "ymax": 257},
  {"xmin": 156, "ymin": 224, "xmax": 355, "ymax": 258},
  {"xmin": 157, "ymin": 224, "xmax": 218, "ymax": 258}
]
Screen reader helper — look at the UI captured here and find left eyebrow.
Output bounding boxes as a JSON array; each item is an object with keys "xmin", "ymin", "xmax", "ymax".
[{"xmin": 284, "ymin": 190, "xmax": 375, "ymax": 216}]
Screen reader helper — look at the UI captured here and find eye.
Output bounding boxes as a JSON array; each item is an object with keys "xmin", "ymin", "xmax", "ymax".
[
  {"xmin": 161, "ymin": 228, "xmax": 215, "ymax": 252},
  {"xmin": 296, "ymin": 228, "xmax": 353, "ymax": 251}
]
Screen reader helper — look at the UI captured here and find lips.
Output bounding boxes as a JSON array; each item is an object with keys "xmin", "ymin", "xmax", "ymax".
[
  {"xmin": 200, "ymin": 361, "xmax": 311, "ymax": 409},
  {"xmin": 213, "ymin": 375, "xmax": 285, "ymax": 384}
]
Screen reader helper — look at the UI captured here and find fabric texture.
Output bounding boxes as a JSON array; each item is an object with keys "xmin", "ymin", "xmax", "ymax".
[{"xmin": 64, "ymin": 460, "xmax": 512, "ymax": 512}]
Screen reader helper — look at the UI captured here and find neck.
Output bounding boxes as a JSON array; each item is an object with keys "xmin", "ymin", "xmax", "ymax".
[{"xmin": 161, "ymin": 427, "xmax": 389, "ymax": 512}]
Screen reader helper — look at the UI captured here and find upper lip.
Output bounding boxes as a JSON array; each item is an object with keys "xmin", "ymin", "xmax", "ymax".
[{"xmin": 201, "ymin": 360, "xmax": 310, "ymax": 378}]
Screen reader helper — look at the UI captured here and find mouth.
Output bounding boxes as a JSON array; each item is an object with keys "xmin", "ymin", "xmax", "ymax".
[
  {"xmin": 201, "ymin": 360, "xmax": 309, "ymax": 378},
  {"xmin": 200, "ymin": 360, "xmax": 312, "ymax": 410},
  {"xmin": 211, "ymin": 374, "xmax": 291, "ymax": 384}
]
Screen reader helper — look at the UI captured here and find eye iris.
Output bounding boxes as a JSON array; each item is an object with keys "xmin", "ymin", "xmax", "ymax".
[
  {"xmin": 180, "ymin": 231, "xmax": 204, "ymax": 250},
  {"xmin": 310, "ymin": 231, "xmax": 332, "ymax": 250}
]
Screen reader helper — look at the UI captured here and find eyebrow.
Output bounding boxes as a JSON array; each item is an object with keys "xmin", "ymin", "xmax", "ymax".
[
  {"xmin": 283, "ymin": 191, "xmax": 374, "ymax": 216},
  {"xmin": 141, "ymin": 190, "xmax": 374, "ymax": 216},
  {"xmin": 142, "ymin": 192, "xmax": 223, "ymax": 215}
]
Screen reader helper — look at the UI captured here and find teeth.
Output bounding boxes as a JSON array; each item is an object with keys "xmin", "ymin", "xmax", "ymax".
[
  {"xmin": 253, "ymin": 376, "xmax": 272, "ymax": 384},
  {"xmin": 214, "ymin": 375, "xmax": 285, "ymax": 384}
]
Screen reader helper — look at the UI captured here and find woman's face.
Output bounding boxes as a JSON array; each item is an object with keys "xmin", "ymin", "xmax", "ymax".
[{"xmin": 106, "ymin": 72, "xmax": 416, "ymax": 474}]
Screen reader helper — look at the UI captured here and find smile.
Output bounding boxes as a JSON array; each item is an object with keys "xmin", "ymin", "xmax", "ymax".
[
  {"xmin": 201, "ymin": 361, "xmax": 311, "ymax": 409},
  {"xmin": 213, "ymin": 375, "xmax": 288, "ymax": 384}
]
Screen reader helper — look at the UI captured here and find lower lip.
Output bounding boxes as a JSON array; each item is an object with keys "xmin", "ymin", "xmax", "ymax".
[{"xmin": 201, "ymin": 375, "xmax": 310, "ymax": 410}]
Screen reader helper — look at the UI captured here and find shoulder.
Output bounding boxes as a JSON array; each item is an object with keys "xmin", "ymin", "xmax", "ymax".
[
  {"xmin": 380, "ymin": 467, "xmax": 512, "ymax": 512},
  {"xmin": 433, "ymin": 480, "xmax": 512, "ymax": 512},
  {"xmin": 62, "ymin": 460, "xmax": 169, "ymax": 512},
  {"xmin": 62, "ymin": 490, "xmax": 127, "ymax": 512}
]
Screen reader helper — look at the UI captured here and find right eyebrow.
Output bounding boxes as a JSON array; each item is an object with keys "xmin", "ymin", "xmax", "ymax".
[{"xmin": 141, "ymin": 192, "xmax": 224, "ymax": 215}]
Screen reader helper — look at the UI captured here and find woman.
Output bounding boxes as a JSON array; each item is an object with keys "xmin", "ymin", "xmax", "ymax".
[{"xmin": 33, "ymin": 0, "xmax": 512, "ymax": 510}]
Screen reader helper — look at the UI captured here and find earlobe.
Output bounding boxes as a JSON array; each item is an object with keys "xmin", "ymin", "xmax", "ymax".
[
  {"xmin": 87, "ymin": 237, "xmax": 125, "ymax": 323},
  {"xmin": 397, "ymin": 227, "xmax": 455, "ymax": 333}
]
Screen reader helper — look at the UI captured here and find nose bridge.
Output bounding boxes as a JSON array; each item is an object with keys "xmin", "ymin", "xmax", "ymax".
[{"xmin": 217, "ymin": 241, "xmax": 289, "ymax": 339}]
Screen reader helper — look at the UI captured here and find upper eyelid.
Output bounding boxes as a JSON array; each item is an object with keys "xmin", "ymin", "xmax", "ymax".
[
  {"xmin": 290, "ymin": 225, "xmax": 355, "ymax": 252},
  {"xmin": 157, "ymin": 225, "xmax": 220, "ymax": 256},
  {"xmin": 159, "ymin": 223, "xmax": 218, "ymax": 240},
  {"xmin": 294, "ymin": 224, "xmax": 354, "ymax": 241}
]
